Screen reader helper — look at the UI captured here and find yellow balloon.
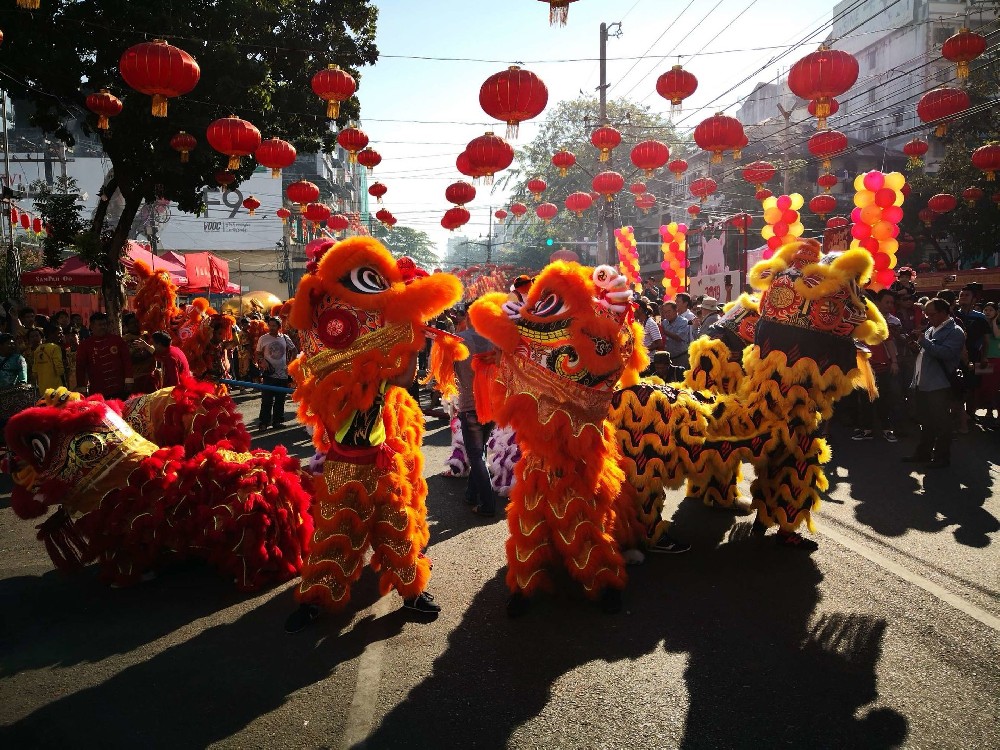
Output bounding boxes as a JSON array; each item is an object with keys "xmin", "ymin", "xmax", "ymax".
[
  {"xmin": 883, "ymin": 252, "xmax": 897, "ymax": 268},
  {"xmin": 854, "ymin": 191, "xmax": 875, "ymax": 208},
  {"xmin": 762, "ymin": 196, "xmax": 778, "ymax": 211},
  {"xmin": 883, "ymin": 172, "xmax": 905, "ymax": 191},
  {"xmin": 849, "ymin": 239, "xmax": 862, "ymax": 251},
  {"xmin": 854, "ymin": 174, "xmax": 867, "ymax": 192},
  {"xmin": 667, "ymin": 222, "xmax": 678, "ymax": 234},
  {"xmin": 763, "ymin": 207, "xmax": 782, "ymax": 224},
  {"xmin": 880, "ymin": 238, "xmax": 899, "ymax": 255},
  {"xmin": 893, "ymin": 192, "xmax": 904, "ymax": 207},
  {"xmin": 761, "ymin": 225, "xmax": 775, "ymax": 239},
  {"xmin": 789, "ymin": 221, "xmax": 804, "ymax": 236},
  {"xmin": 789, "ymin": 193, "xmax": 804, "ymax": 211}
]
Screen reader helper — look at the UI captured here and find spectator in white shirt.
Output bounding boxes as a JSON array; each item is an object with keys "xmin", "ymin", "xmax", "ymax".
[{"xmin": 636, "ymin": 300, "xmax": 664, "ymax": 352}]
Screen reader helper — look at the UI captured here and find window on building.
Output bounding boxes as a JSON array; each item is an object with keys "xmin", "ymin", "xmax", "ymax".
[
  {"xmin": 868, "ymin": 88, "xmax": 877, "ymax": 105},
  {"xmin": 861, "ymin": 120, "xmax": 877, "ymax": 140},
  {"xmin": 934, "ymin": 26, "xmax": 955, "ymax": 45},
  {"xmin": 867, "ymin": 49, "xmax": 877, "ymax": 69},
  {"xmin": 893, "ymin": 110, "xmax": 905, "ymax": 128}
]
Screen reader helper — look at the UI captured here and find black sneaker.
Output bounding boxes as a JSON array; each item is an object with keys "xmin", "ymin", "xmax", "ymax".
[
  {"xmin": 402, "ymin": 591, "xmax": 441, "ymax": 616},
  {"xmin": 506, "ymin": 591, "xmax": 530, "ymax": 618},
  {"xmin": 851, "ymin": 429, "xmax": 874, "ymax": 441},
  {"xmin": 649, "ymin": 535, "xmax": 691, "ymax": 554},
  {"xmin": 284, "ymin": 603, "xmax": 320, "ymax": 634}
]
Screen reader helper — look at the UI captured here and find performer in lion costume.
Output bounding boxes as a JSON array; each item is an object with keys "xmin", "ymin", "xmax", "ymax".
[
  {"xmin": 612, "ymin": 238, "xmax": 888, "ymax": 550},
  {"xmin": 469, "ymin": 262, "xmax": 644, "ymax": 616},
  {"xmin": 283, "ymin": 237, "xmax": 465, "ymax": 632}
]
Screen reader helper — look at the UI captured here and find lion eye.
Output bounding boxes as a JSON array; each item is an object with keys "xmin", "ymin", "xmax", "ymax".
[
  {"xmin": 531, "ymin": 292, "xmax": 568, "ymax": 317},
  {"xmin": 29, "ymin": 434, "xmax": 50, "ymax": 463},
  {"xmin": 342, "ymin": 266, "xmax": 389, "ymax": 294}
]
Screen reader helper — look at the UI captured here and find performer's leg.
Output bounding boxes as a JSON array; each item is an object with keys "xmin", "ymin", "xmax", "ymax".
[
  {"xmin": 544, "ymin": 489, "xmax": 626, "ymax": 599},
  {"xmin": 370, "ymin": 498, "xmax": 433, "ymax": 601},
  {"xmin": 505, "ymin": 488, "xmax": 556, "ymax": 598}
]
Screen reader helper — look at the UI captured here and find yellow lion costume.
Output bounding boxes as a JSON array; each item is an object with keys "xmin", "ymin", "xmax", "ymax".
[
  {"xmin": 612, "ymin": 239, "xmax": 888, "ymax": 549},
  {"xmin": 285, "ymin": 237, "xmax": 464, "ymax": 626},
  {"xmin": 469, "ymin": 262, "xmax": 644, "ymax": 615}
]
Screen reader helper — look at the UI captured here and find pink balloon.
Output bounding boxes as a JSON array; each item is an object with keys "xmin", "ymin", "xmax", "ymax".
[
  {"xmin": 660, "ymin": 261, "xmax": 671, "ymax": 271},
  {"xmin": 890, "ymin": 224, "xmax": 900, "ymax": 238},
  {"xmin": 682, "ymin": 259, "xmax": 690, "ymax": 268},
  {"xmin": 881, "ymin": 205, "xmax": 903, "ymax": 223},
  {"xmin": 864, "ymin": 171, "xmax": 885, "ymax": 191},
  {"xmin": 677, "ymin": 223, "xmax": 688, "ymax": 234},
  {"xmin": 874, "ymin": 188, "xmax": 896, "ymax": 208},
  {"xmin": 762, "ymin": 248, "xmax": 775, "ymax": 260},
  {"xmin": 776, "ymin": 195, "xmax": 792, "ymax": 211},
  {"xmin": 851, "ymin": 207, "xmax": 863, "ymax": 223},
  {"xmin": 851, "ymin": 223, "xmax": 872, "ymax": 239}
]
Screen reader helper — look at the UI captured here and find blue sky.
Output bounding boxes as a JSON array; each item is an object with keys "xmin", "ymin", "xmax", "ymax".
[{"xmin": 358, "ymin": 0, "xmax": 838, "ymax": 255}]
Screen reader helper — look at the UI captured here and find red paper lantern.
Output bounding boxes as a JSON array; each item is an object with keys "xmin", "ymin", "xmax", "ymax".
[
  {"xmin": 668, "ymin": 159, "xmax": 688, "ymax": 180},
  {"xmin": 902, "ymin": 138, "xmax": 929, "ymax": 169},
  {"xmin": 592, "ymin": 171, "xmax": 625, "ymax": 201},
  {"xmin": 304, "ymin": 202, "xmax": 332, "ymax": 227},
  {"xmin": 730, "ymin": 212, "xmax": 752, "ymax": 234},
  {"xmin": 732, "ymin": 132, "xmax": 749, "ymax": 161},
  {"xmin": 817, "ymin": 173, "xmax": 838, "ymax": 193},
  {"xmin": 20, "ymin": 214, "xmax": 30, "ymax": 229},
  {"xmin": 630, "ymin": 140, "xmax": 670, "ymax": 177},
  {"xmin": 337, "ymin": 126, "xmax": 369, "ymax": 164},
  {"xmin": 444, "ymin": 206, "xmax": 471, "ymax": 229},
  {"xmin": 368, "ymin": 181, "xmax": 388, "ymax": 203},
  {"xmin": 32, "ymin": 217, "xmax": 42, "ymax": 234},
  {"xmin": 479, "ymin": 65, "xmax": 548, "ymax": 138},
  {"xmin": 634, "ymin": 193, "xmax": 656, "ymax": 214},
  {"xmin": 655, "ymin": 64, "xmax": 698, "ymax": 107},
  {"xmin": 807, "ymin": 129, "xmax": 848, "ymax": 169},
  {"xmin": 788, "ymin": 46, "xmax": 859, "ymax": 129},
  {"xmin": 755, "ymin": 188, "xmax": 773, "ymax": 202},
  {"xmin": 85, "ymin": 89, "xmax": 122, "ymax": 131},
  {"xmin": 826, "ymin": 216, "xmax": 849, "ymax": 229},
  {"xmin": 215, "ymin": 171, "xmax": 236, "ymax": 187},
  {"xmin": 917, "ymin": 87, "xmax": 970, "ymax": 137},
  {"xmin": 466, "ymin": 132, "xmax": 515, "ymax": 184},
  {"xmin": 276, "ymin": 207, "xmax": 291, "ymax": 225},
  {"xmin": 206, "ymin": 116, "xmax": 262, "ymax": 170},
  {"xmin": 376, "ymin": 208, "xmax": 398, "ymax": 228},
  {"xmin": 808, "ymin": 97, "xmax": 840, "ymax": 125},
  {"xmin": 564, "ymin": 191, "xmax": 593, "ymax": 217},
  {"xmin": 694, "ymin": 113, "xmax": 744, "ymax": 163},
  {"xmin": 356, "ymin": 147, "xmax": 382, "ymax": 174},
  {"xmin": 241, "ymin": 195, "xmax": 261, "ymax": 216},
  {"xmin": 941, "ymin": 27, "xmax": 986, "ymax": 80},
  {"xmin": 170, "ymin": 131, "xmax": 197, "ymax": 163},
  {"xmin": 962, "ymin": 186, "xmax": 984, "ymax": 206},
  {"xmin": 590, "ymin": 125, "xmax": 621, "ymax": 162},
  {"xmin": 494, "ymin": 208, "xmax": 508, "ymax": 221},
  {"xmin": 456, "ymin": 151, "xmax": 489, "ymax": 182},
  {"xmin": 525, "ymin": 178, "xmax": 546, "ymax": 202},
  {"xmin": 328, "ymin": 214, "xmax": 350, "ymax": 232},
  {"xmin": 971, "ymin": 144, "xmax": 1000, "ymax": 181},
  {"xmin": 255, "ymin": 137, "xmax": 296, "ymax": 178},
  {"xmin": 917, "ymin": 208, "xmax": 936, "ymax": 227},
  {"xmin": 928, "ymin": 193, "xmax": 957, "ymax": 214},
  {"xmin": 287, "ymin": 180, "xmax": 320, "ymax": 211},
  {"xmin": 552, "ymin": 149, "xmax": 576, "ymax": 177},
  {"xmin": 689, "ymin": 177, "xmax": 717, "ymax": 204},
  {"xmin": 629, "ymin": 182, "xmax": 646, "ymax": 195},
  {"xmin": 509, "ymin": 202, "xmax": 528, "ymax": 218},
  {"xmin": 687, "ymin": 205, "xmax": 701, "ymax": 218},
  {"xmin": 119, "ymin": 39, "xmax": 200, "ymax": 117},
  {"xmin": 535, "ymin": 202, "xmax": 558, "ymax": 223},
  {"xmin": 808, "ymin": 194, "xmax": 837, "ymax": 218},
  {"xmin": 540, "ymin": 0, "xmax": 579, "ymax": 26},
  {"xmin": 742, "ymin": 161, "xmax": 776, "ymax": 190},
  {"xmin": 446, "ymin": 180, "xmax": 477, "ymax": 206},
  {"xmin": 311, "ymin": 64, "xmax": 356, "ymax": 119}
]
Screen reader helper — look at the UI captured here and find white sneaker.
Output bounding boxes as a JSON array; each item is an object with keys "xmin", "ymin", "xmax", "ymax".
[
  {"xmin": 883, "ymin": 430, "xmax": 898, "ymax": 443},
  {"xmin": 851, "ymin": 429, "xmax": 873, "ymax": 441}
]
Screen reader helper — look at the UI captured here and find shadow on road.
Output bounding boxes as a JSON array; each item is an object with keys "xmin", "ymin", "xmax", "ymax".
[
  {"xmin": 1, "ymin": 574, "xmax": 405, "ymax": 748},
  {"xmin": 362, "ymin": 529, "xmax": 908, "ymax": 749}
]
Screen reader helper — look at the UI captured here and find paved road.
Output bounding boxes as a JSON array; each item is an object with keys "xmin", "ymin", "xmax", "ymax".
[{"xmin": 1, "ymin": 393, "xmax": 997, "ymax": 749}]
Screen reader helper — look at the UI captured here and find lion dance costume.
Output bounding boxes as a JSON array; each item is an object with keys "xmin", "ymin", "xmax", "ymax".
[
  {"xmin": 469, "ymin": 263, "xmax": 644, "ymax": 614},
  {"xmin": 288, "ymin": 237, "xmax": 464, "ymax": 615},
  {"xmin": 4, "ymin": 386, "xmax": 312, "ymax": 590},
  {"xmin": 611, "ymin": 239, "xmax": 887, "ymax": 547}
]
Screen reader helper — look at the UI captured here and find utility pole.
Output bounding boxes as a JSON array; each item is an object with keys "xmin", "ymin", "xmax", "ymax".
[
  {"xmin": 283, "ymin": 223, "xmax": 293, "ymax": 299},
  {"xmin": 776, "ymin": 103, "xmax": 793, "ymax": 195},
  {"xmin": 1, "ymin": 90, "xmax": 21, "ymax": 305},
  {"xmin": 597, "ymin": 21, "xmax": 622, "ymax": 266},
  {"xmin": 486, "ymin": 204, "xmax": 493, "ymax": 263}
]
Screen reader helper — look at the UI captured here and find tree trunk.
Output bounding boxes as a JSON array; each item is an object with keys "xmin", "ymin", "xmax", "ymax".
[{"xmin": 101, "ymin": 187, "xmax": 143, "ymax": 334}]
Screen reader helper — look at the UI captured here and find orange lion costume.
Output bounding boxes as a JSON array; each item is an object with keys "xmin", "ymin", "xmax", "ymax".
[
  {"xmin": 469, "ymin": 262, "xmax": 644, "ymax": 616},
  {"xmin": 285, "ymin": 237, "xmax": 464, "ymax": 628}
]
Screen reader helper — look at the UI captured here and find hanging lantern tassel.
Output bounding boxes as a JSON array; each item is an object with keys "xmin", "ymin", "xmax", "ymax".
[
  {"xmin": 614, "ymin": 226, "xmax": 642, "ymax": 292},
  {"xmin": 547, "ymin": 1, "xmax": 572, "ymax": 26}
]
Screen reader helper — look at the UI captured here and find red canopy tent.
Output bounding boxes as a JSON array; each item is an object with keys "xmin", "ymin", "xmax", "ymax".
[
  {"xmin": 181, "ymin": 251, "xmax": 236, "ymax": 294},
  {"xmin": 20, "ymin": 256, "xmax": 103, "ymax": 286}
]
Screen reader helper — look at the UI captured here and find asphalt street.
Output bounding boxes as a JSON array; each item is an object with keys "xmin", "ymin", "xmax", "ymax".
[{"xmin": 1, "ymin": 392, "xmax": 997, "ymax": 749}]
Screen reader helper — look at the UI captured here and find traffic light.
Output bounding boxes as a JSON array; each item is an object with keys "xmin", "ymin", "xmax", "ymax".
[{"xmin": 545, "ymin": 238, "xmax": 554, "ymax": 246}]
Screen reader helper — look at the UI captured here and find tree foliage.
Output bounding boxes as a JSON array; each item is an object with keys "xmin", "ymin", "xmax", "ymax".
[
  {"xmin": 3, "ymin": 0, "xmax": 378, "ymax": 325},
  {"xmin": 901, "ymin": 44, "xmax": 1000, "ymax": 268},
  {"xmin": 371, "ymin": 225, "xmax": 440, "ymax": 269},
  {"xmin": 31, "ymin": 176, "xmax": 88, "ymax": 268},
  {"xmin": 496, "ymin": 96, "xmax": 678, "ymax": 269}
]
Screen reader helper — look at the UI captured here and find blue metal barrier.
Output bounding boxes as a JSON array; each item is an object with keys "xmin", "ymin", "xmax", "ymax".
[{"xmin": 219, "ymin": 378, "xmax": 295, "ymax": 394}]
